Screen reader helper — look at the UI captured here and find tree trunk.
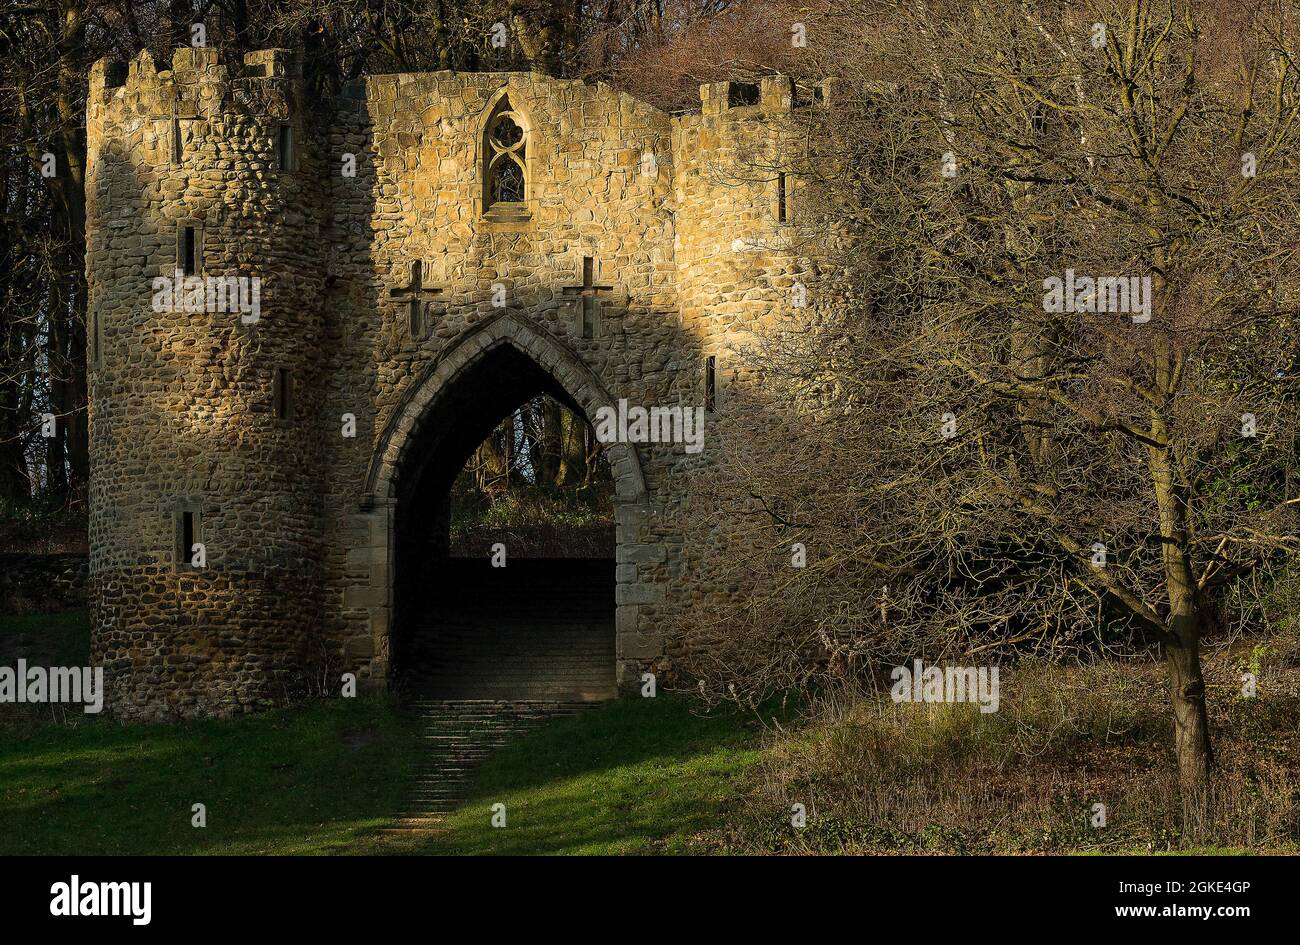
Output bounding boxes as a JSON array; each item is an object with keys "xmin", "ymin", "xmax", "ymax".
[
  {"xmin": 1149, "ymin": 434, "xmax": 1214, "ymax": 805},
  {"xmin": 583, "ymin": 423, "xmax": 600, "ymax": 485},
  {"xmin": 58, "ymin": 1, "xmax": 88, "ymax": 489},
  {"xmin": 557, "ymin": 407, "xmax": 586, "ymax": 486},
  {"xmin": 1164, "ymin": 611, "xmax": 1213, "ymax": 799},
  {"xmin": 538, "ymin": 398, "xmax": 563, "ymax": 486}
]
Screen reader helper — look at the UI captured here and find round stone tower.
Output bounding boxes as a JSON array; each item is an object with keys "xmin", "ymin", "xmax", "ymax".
[{"xmin": 85, "ymin": 47, "xmax": 326, "ymax": 720}]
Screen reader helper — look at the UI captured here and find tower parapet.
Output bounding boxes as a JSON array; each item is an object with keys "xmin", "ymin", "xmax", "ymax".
[{"xmin": 669, "ymin": 74, "xmax": 823, "ymax": 412}]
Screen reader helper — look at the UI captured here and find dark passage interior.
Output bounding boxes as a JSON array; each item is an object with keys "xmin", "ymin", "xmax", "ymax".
[
  {"xmin": 403, "ymin": 558, "xmax": 614, "ymax": 700},
  {"xmin": 392, "ymin": 343, "xmax": 616, "ymax": 702}
]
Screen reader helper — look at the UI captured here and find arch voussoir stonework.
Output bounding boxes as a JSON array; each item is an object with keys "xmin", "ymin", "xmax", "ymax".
[
  {"xmin": 352, "ymin": 311, "xmax": 660, "ymax": 692},
  {"xmin": 365, "ymin": 311, "xmax": 647, "ymax": 502}
]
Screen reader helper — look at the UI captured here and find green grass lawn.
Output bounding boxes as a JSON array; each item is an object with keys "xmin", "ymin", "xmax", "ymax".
[
  {"xmin": 1, "ymin": 692, "xmax": 765, "ymax": 856},
  {"xmin": 0, "ymin": 696, "xmax": 420, "ymax": 855},
  {"xmin": 375, "ymin": 697, "xmax": 770, "ymax": 856},
  {"xmin": 1, "ymin": 609, "xmax": 766, "ymax": 855},
  {"xmin": 0, "ymin": 609, "xmax": 421, "ymax": 854}
]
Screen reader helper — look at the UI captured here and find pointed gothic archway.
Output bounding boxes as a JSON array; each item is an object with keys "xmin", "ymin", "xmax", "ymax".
[{"xmin": 352, "ymin": 312, "xmax": 653, "ymax": 697}]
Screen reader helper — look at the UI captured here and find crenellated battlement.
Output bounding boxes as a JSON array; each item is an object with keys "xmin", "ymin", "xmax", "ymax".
[
  {"xmin": 88, "ymin": 46, "xmax": 819, "ymax": 145},
  {"xmin": 89, "ymin": 47, "xmax": 302, "ymax": 129},
  {"xmin": 695, "ymin": 76, "xmax": 840, "ymax": 118},
  {"xmin": 92, "ymin": 45, "xmax": 300, "ymax": 90}
]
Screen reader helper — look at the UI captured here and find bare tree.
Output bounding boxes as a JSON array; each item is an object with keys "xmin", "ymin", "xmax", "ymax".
[{"xmin": 678, "ymin": 0, "xmax": 1300, "ymax": 808}]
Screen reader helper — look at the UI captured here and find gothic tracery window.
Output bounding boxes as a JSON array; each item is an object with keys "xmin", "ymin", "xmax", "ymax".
[{"xmin": 485, "ymin": 103, "xmax": 527, "ymax": 210}]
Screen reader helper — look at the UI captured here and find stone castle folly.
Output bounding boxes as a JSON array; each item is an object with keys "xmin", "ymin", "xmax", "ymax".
[{"xmin": 85, "ymin": 46, "xmax": 823, "ymax": 720}]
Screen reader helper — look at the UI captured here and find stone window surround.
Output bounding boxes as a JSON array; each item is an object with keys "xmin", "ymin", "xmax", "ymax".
[
  {"xmin": 476, "ymin": 87, "xmax": 539, "ymax": 226},
  {"xmin": 276, "ymin": 121, "xmax": 297, "ymax": 173},
  {"xmin": 705, "ymin": 354, "xmax": 717, "ymax": 413},
  {"xmin": 175, "ymin": 219, "xmax": 204, "ymax": 277},
  {"xmin": 272, "ymin": 365, "xmax": 294, "ymax": 424},
  {"xmin": 172, "ymin": 497, "xmax": 204, "ymax": 572},
  {"xmin": 485, "ymin": 110, "xmax": 525, "ymax": 203},
  {"xmin": 350, "ymin": 311, "xmax": 664, "ymax": 692}
]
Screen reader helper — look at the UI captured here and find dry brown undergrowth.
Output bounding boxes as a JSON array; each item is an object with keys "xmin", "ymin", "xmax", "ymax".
[{"xmin": 733, "ymin": 640, "xmax": 1300, "ymax": 854}]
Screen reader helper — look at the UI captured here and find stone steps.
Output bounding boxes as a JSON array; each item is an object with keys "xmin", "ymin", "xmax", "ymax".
[{"xmin": 380, "ymin": 699, "xmax": 589, "ymax": 835}]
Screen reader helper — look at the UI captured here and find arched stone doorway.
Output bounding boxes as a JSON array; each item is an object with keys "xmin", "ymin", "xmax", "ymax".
[{"xmin": 355, "ymin": 313, "xmax": 652, "ymax": 698}]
